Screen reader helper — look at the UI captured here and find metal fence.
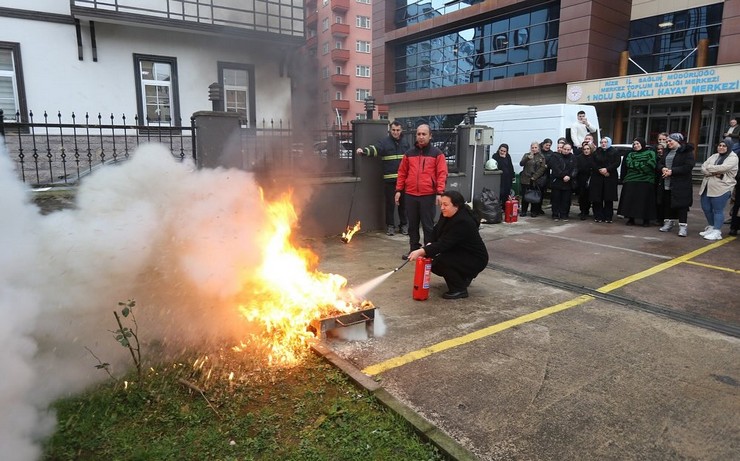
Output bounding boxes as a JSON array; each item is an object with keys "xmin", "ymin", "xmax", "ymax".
[
  {"xmin": 402, "ymin": 126, "xmax": 460, "ymax": 172},
  {"xmin": 0, "ymin": 110, "xmax": 195, "ymax": 186},
  {"xmin": 240, "ymin": 120, "xmax": 355, "ymax": 177}
]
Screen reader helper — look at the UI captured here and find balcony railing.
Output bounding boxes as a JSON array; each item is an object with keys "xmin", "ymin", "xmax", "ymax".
[
  {"xmin": 330, "ymin": 74, "xmax": 350, "ymax": 86},
  {"xmin": 331, "ymin": 0, "xmax": 349, "ymax": 13},
  {"xmin": 330, "ymin": 48, "xmax": 350, "ymax": 62},
  {"xmin": 305, "ymin": 10, "xmax": 318, "ymax": 26},
  {"xmin": 72, "ymin": 0, "xmax": 304, "ymax": 38},
  {"xmin": 330, "ymin": 22, "xmax": 350, "ymax": 37},
  {"xmin": 331, "ymin": 99, "xmax": 350, "ymax": 111}
]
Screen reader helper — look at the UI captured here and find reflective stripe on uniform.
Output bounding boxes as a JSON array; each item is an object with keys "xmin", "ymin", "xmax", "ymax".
[
  {"xmin": 383, "ymin": 173, "xmax": 399, "ymax": 180},
  {"xmin": 383, "ymin": 154, "xmax": 404, "ymax": 161}
]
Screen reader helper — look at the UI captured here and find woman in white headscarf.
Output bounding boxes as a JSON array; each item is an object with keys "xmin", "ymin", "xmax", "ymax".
[{"xmin": 589, "ymin": 136, "xmax": 620, "ymax": 223}]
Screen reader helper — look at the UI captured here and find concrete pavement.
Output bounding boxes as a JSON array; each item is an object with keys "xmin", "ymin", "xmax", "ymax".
[{"xmin": 313, "ymin": 200, "xmax": 740, "ymax": 460}]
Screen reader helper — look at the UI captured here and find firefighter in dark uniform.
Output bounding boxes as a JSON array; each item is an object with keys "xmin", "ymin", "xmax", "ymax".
[{"xmin": 356, "ymin": 120, "xmax": 411, "ymax": 235}]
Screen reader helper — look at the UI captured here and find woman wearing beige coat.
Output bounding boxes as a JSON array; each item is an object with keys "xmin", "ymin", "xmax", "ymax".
[{"xmin": 699, "ymin": 139, "xmax": 738, "ymax": 240}]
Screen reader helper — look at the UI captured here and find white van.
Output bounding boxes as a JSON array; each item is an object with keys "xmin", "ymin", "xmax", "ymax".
[{"xmin": 475, "ymin": 103, "xmax": 600, "ymax": 171}]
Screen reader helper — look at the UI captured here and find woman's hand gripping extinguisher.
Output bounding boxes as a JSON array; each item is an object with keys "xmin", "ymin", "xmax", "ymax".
[
  {"xmin": 412, "ymin": 256, "xmax": 433, "ymax": 301},
  {"xmin": 505, "ymin": 194, "xmax": 519, "ymax": 223}
]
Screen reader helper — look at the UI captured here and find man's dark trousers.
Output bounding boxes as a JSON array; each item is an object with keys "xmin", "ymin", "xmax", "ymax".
[
  {"xmin": 404, "ymin": 193, "xmax": 436, "ymax": 251},
  {"xmin": 384, "ymin": 182, "xmax": 406, "ymax": 228}
]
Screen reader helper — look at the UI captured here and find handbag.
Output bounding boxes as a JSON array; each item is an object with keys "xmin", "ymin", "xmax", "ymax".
[{"xmin": 524, "ymin": 186, "xmax": 542, "ymax": 203}]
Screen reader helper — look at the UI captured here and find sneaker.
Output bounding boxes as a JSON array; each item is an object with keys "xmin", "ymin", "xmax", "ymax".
[
  {"xmin": 678, "ymin": 224, "xmax": 688, "ymax": 237},
  {"xmin": 659, "ymin": 219, "xmax": 675, "ymax": 232},
  {"xmin": 703, "ymin": 229, "xmax": 722, "ymax": 240},
  {"xmin": 699, "ymin": 225, "xmax": 713, "ymax": 237},
  {"xmin": 386, "ymin": 225, "xmax": 395, "ymax": 236},
  {"xmin": 399, "ymin": 224, "xmax": 409, "ymax": 235}
]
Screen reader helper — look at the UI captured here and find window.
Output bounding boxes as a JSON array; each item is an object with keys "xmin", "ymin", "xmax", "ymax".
[
  {"xmin": 394, "ymin": 2, "xmax": 560, "ymax": 93},
  {"xmin": 335, "ymin": 91, "xmax": 343, "ymax": 100},
  {"xmin": 356, "ymin": 113, "xmax": 367, "ymax": 120},
  {"xmin": 0, "ymin": 42, "xmax": 26, "ymax": 122},
  {"xmin": 218, "ymin": 63, "xmax": 255, "ymax": 126},
  {"xmin": 335, "ymin": 16, "xmax": 343, "ymax": 24},
  {"xmin": 322, "ymin": 42, "xmax": 329, "ymax": 55},
  {"xmin": 356, "ymin": 16, "xmax": 370, "ymax": 28},
  {"xmin": 134, "ymin": 54, "xmax": 179, "ymax": 125},
  {"xmin": 322, "ymin": 18, "xmax": 329, "ymax": 31},
  {"xmin": 322, "ymin": 66, "xmax": 329, "ymax": 78},
  {"xmin": 322, "ymin": 90, "xmax": 329, "ymax": 102},
  {"xmin": 356, "ymin": 88, "xmax": 370, "ymax": 101},
  {"xmin": 356, "ymin": 65, "xmax": 370, "ymax": 77},
  {"xmin": 335, "ymin": 66, "xmax": 342, "ymax": 74},
  {"xmin": 335, "ymin": 41, "xmax": 343, "ymax": 49},
  {"xmin": 627, "ymin": 3, "xmax": 723, "ymax": 74},
  {"xmin": 356, "ymin": 40, "xmax": 371, "ymax": 53},
  {"xmin": 356, "ymin": 0, "xmax": 370, "ymax": 4}
]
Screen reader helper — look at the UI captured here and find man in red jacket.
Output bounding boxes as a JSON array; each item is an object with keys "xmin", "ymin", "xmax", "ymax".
[{"xmin": 395, "ymin": 123, "xmax": 448, "ymax": 258}]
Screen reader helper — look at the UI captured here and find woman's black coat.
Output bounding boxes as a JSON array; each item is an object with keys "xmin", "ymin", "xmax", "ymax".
[
  {"xmin": 547, "ymin": 152, "xmax": 577, "ymax": 190},
  {"xmin": 492, "ymin": 152, "xmax": 515, "ymax": 198},
  {"xmin": 658, "ymin": 143, "xmax": 696, "ymax": 208},
  {"xmin": 589, "ymin": 146, "xmax": 621, "ymax": 202},
  {"xmin": 425, "ymin": 208, "xmax": 489, "ymax": 277}
]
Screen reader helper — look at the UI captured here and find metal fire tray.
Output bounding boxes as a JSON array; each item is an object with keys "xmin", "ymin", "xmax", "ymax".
[{"xmin": 309, "ymin": 306, "xmax": 376, "ymax": 339}]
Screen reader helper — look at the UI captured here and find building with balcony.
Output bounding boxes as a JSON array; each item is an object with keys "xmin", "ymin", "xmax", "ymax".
[
  {"xmin": 0, "ymin": 0, "xmax": 304, "ymax": 127},
  {"xmin": 375, "ymin": 0, "xmax": 740, "ymax": 161},
  {"xmin": 300, "ymin": 0, "xmax": 382, "ymax": 129}
]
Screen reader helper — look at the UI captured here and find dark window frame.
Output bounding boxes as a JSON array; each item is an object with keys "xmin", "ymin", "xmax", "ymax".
[
  {"xmin": 217, "ymin": 61, "xmax": 256, "ymax": 128},
  {"xmin": 133, "ymin": 53, "xmax": 181, "ymax": 127},
  {"xmin": 0, "ymin": 41, "xmax": 28, "ymax": 124}
]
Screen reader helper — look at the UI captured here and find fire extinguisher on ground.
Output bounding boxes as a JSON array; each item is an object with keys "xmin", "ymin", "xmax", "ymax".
[
  {"xmin": 412, "ymin": 256, "xmax": 432, "ymax": 301},
  {"xmin": 505, "ymin": 194, "xmax": 519, "ymax": 223}
]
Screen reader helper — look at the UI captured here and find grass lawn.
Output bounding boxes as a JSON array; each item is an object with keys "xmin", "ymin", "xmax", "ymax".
[{"xmin": 43, "ymin": 349, "xmax": 444, "ymax": 461}]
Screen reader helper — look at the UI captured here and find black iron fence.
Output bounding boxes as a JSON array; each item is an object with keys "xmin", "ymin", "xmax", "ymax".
[
  {"xmin": 0, "ymin": 110, "xmax": 195, "ymax": 186},
  {"xmin": 240, "ymin": 120, "xmax": 355, "ymax": 177},
  {"xmin": 401, "ymin": 126, "xmax": 460, "ymax": 172}
]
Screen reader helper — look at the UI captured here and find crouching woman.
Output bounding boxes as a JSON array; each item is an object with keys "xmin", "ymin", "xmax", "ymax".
[{"xmin": 408, "ymin": 190, "xmax": 489, "ymax": 299}]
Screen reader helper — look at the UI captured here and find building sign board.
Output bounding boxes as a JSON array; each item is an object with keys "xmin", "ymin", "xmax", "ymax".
[{"xmin": 565, "ymin": 64, "xmax": 740, "ymax": 104}]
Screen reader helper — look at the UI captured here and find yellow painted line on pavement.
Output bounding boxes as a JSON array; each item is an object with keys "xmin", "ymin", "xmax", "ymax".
[
  {"xmin": 683, "ymin": 260, "xmax": 740, "ymax": 274},
  {"xmin": 361, "ymin": 238, "xmax": 735, "ymax": 377},
  {"xmin": 362, "ymin": 295, "xmax": 594, "ymax": 376},
  {"xmin": 594, "ymin": 238, "xmax": 732, "ymax": 294}
]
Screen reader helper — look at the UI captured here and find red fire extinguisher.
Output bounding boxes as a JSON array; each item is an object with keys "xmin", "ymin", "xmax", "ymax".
[
  {"xmin": 412, "ymin": 256, "xmax": 432, "ymax": 301},
  {"xmin": 505, "ymin": 195, "xmax": 519, "ymax": 223}
]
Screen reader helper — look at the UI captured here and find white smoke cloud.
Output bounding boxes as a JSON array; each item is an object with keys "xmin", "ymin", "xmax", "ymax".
[{"xmin": 0, "ymin": 142, "xmax": 290, "ymax": 460}]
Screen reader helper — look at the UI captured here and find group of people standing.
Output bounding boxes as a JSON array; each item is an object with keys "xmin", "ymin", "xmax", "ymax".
[
  {"xmin": 357, "ymin": 122, "xmax": 489, "ymax": 300},
  {"xmin": 516, "ymin": 128, "xmax": 739, "ymax": 240}
]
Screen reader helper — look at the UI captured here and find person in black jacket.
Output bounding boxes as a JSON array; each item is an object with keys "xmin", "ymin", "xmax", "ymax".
[
  {"xmin": 658, "ymin": 133, "xmax": 696, "ymax": 237},
  {"xmin": 547, "ymin": 142, "xmax": 577, "ymax": 221},
  {"xmin": 408, "ymin": 190, "xmax": 489, "ymax": 299},
  {"xmin": 590, "ymin": 136, "xmax": 620, "ymax": 223},
  {"xmin": 491, "ymin": 143, "xmax": 515, "ymax": 210},
  {"xmin": 357, "ymin": 120, "xmax": 412, "ymax": 235}
]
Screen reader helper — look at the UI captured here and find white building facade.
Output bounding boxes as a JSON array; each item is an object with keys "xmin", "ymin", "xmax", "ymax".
[{"xmin": 0, "ymin": 0, "xmax": 304, "ymax": 127}]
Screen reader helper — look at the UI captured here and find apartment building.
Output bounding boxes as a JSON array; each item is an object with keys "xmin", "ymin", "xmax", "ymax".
[
  {"xmin": 301, "ymin": 0, "xmax": 387, "ymax": 130},
  {"xmin": 0, "ymin": 0, "xmax": 304, "ymax": 127},
  {"xmin": 373, "ymin": 0, "xmax": 740, "ymax": 161}
]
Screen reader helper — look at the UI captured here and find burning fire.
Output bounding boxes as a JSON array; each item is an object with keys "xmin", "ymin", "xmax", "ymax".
[
  {"xmin": 234, "ymin": 193, "xmax": 369, "ymax": 365},
  {"xmin": 341, "ymin": 220, "xmax": 361, "ymax": 243}
]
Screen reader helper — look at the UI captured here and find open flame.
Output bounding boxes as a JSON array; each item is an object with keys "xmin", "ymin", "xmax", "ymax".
[
  {"xmin": 234, "ymin": 193, "xmax": 369, "ymax": 365},
  {"xmin": 341, "ymin": 220, "xmax": 361, "ymax": 243}
]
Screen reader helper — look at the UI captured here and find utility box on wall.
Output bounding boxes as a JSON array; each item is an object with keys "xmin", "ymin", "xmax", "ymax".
[{"xmin": 469, "ymin": 127, "xmax": 494, "ymax": 146}]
